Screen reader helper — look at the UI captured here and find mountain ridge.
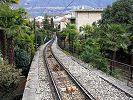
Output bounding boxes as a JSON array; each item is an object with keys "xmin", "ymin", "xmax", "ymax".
[{"xmin": 13, "ymin": 0, "xmax": 116, "ymax": 16}]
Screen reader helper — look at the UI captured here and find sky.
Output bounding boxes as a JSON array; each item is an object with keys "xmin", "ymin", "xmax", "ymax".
[{"xmin": 12, "ymin": 0, "xmax": 116, "ymax": 17}]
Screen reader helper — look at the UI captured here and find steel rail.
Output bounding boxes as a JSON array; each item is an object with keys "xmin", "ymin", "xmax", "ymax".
[
  {"xmin": 50, "ymin": 39, "xmax": 95, "ymax": 100},
  {"xmin": 43, "ymin": 40, "xmax": 63, "ymax": 100}
]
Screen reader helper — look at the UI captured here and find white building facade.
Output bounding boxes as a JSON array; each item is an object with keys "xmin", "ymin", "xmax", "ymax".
[{"xmin": 73, "ymin": 9, "xmax": 103, "ymax": 30}]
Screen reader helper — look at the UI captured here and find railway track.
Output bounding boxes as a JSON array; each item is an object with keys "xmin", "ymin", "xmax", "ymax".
[{"xmin": 43, "ymin": 39, "xmax": 95, "ymax": 100}]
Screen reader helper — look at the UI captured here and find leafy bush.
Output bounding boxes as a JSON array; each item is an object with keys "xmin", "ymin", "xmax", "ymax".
[
  {"xmin": 61, "ymin": 24, "xmax": 78, "ymax": 41},
  {"xmin": 14, "ymin": 46, "xmax": 31, "ymax": 76},
  {"xmin": 0, "ymin": 63, "xmax": 20, "ymax": 88},
  {"xmin": 83, "ymin": 24, "xmax": 94, "ymax": 35},
  {"xmin": 111, "ymin": 69, "xmax": 122, "ymax": 79},
  {"xmin": 74, "ymin": 39, "xmax": 85, "ymax": 55},
  {"xmin": 81, "ymin": 46, "xmax": 108, "ymax": 72},
  {"xmin": 14, "ymin": 46, "xmax": 31, "ymax": 68}
]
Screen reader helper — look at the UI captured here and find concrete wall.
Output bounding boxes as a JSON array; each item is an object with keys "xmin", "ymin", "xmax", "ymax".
[
  {"xmin": 75, "ymin": 11, "xmax": 102, "ymax": 30},
  {"xmin": 60, "ymin": 22, "xmax": 66, "ymax": 31},
  {"xmin": 22, "ymin": 41, "xmax": 53, "ymax": 100}
]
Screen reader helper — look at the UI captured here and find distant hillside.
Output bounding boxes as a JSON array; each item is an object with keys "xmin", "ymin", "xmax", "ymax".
[{"xmin": 13, "ymin": 0, "xmax": 116, "ymax": 16}]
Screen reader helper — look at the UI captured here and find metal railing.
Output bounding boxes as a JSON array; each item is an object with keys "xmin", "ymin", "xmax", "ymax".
[
  {"xmin": 108, "ymin": 59, "xmax": 133, "ymax": 87},
  {"xmin": 57, "ymin": 34, "xmax": 133, "ymax": 87}
]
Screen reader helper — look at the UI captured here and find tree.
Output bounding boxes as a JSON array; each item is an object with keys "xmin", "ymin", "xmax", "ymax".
[
  {"xmin": 43, "ymin": 14, "xmax": 51, "ymax": 32},
  {"xmin": 81, "ymin": 45, "xmax": 108, "ymax": 72},
  {"xmin": 73, "ymin": 39, "xmax": 84, "ymax": 55},
  {"xmin": 0, "ymin": 4, "xmax": 28, "ymax": 65},
  {"xmin": 43, "ymin": 13, "xmax": 53, "ymax": 40},
  {"xmin": 16, "ymin": 33, "xmax": 35, "ymax": 56},
  {"xmin": 50, "ymin": 18, "xmax": 54, "ymax": 32},
  {"xmin": 64, "ymin": 24, "xmax": 78, "ymax": 40},
  {"xmin": 0, "ymin": 30, "xmax": 7, "ymax": 63},
  {"xmin": 100, "ymin": 0, "xmax": 133, "ymax": 25},
  {"xmin": 61, "ymin": 24, "xmax": 78, "ymax": 52},
  {"xmin": 35, "ymin": 28, "xmax": 48, "ymax": 45},
  {"xmin": 99, "ymin": 0, "xmax": 133, "ymax": 72},
  {"xmin": 14, "ymin": 46, "xmax": 31, "ymax": 75},
  {"xmin": 99, "ymin": 5, "xmax": 112, "ymax": 24},
  {"xmin": 100, "ymin": 24, "xmax": 130, "ymax": 59},
  {"xmin": 0, "ymin": 62, "xmax": 20, "ymax": 89},
  {"xmin": 0, "ymin": 3, "xmax": 13, "ymax": 63},
  {"xmin": 7, "ymin": 9, "xmax": 27, "ymax": 65},
  {"xmin": 83, "ymin": 25, "xmax": 94, "ymax": 36},
  {"xmin": 99, "ymin": 24, "xmax": 130, "ymax": 74},
  {"xmin": 1, "ymin": 0, "xmax": 19, "ymax": 4}
]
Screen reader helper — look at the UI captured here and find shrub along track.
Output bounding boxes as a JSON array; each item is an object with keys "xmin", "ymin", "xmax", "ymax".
[{"xmin": 43, "ymin": 39, "xmax": 95, "ymax": 100}]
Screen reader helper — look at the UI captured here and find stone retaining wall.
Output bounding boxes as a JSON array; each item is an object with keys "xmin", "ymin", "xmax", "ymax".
[{"xmin": 22, "ymin": 41, "xmax": 54, "ymax": 100}]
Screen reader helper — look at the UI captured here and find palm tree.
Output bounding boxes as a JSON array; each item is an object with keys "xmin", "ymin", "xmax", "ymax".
[
  {"xmin": 6, "ymin": 25, "xmax": 24, "ymax": 65},
  {"xmin": 0, "ymin": 30, "xmax": 7, "ymax": 63},
  {"xmin": 6, "ymin": 21, "xmax": 28, "ymax": 66},
  {"xmin": 0, "ymin": 4, "xmax": 12, "ymax": 63},
  {"xmin": 100, "ymin": 24, "xmax": 131, "ymax": 74},
  {"xmin": 127, "ymin": 20, "xmax": 133, "ymax": 66},
  {"xmin": 61, "ymin": 24, "xmax": 78, "ymax": 52},
  {"xmin": 16, "ymin": 33, "xmax": 35, "ymax": 56},
  {"xmin": 0, "ymin": 3, "xmax": 28, "ymax": 65}
]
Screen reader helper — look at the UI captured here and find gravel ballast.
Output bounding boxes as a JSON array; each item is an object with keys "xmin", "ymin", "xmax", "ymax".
[{"xmin": 52, "ymin": 37, "xmax": 133, "ymax": 100}]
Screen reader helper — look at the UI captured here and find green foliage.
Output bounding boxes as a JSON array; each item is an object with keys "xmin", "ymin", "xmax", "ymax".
[
  {"xmin": 73, "ymin": 23, "xmax": 130, "ymax": 74},
  {"xmin": 127, "ymin": 20, "xmax": 133, "ymax": 33},
  {"xmin": 100, "ymin": 0, "xmax": 133, "ymax": 25},
  {"xmin": 36, "ymin": 28, "xmax": 48, "ymax": 45},
  {"xmin": 0, "ymin": 3, "xmax": 28, "ymax": 40},
  {"xmin": 111, "ymin": 69, "xmax": 122, "ymax": 79},
  {"xmin": 100, "ymin": 0, "xmax": 133, "ymax": 56},
  {"xmin": 74, "ymin": 35, "xmax": 100, "ymax": 55},
  {"xmin": 0, "ymin": 4, "xmax": 14, "ymax": 29},
  {"xmin": 10, "ymin": 0, "xmax": 19, "ymax": 4},
  {"xmin": 43, "ymin": 14, "xmax": 51, "ymax": 31},
  {"xmin": 0, "ymin": 63, "xmax": 20, "ymax": 88},
  {"xmin": 99, "ymin": 24, "xmax": 130, "ymax": 52},
  {"xmin": 83, "ymin": 24, "xmax": 94, "ymax": 36},
  {"xmin": 16, "ymin": 33, "xmax": 35, "ymax": 55},
  {"xmin": 30, "ymin": 33, "xmax": 35, "ymax": 41},
  {"xmin": 60, "ymin": 28, "xmax": 68, "ymax": 40},
  {"xmin": 74, "ymin": 39, "xmax": 85, "ymax": 55},
  {"xmin": 1, "ymin": 0, "xmax": 19, "ymax": 4},
  {"xmin": 73, "ymin": 24, "xmax": 101, "ymax": 55},
  {"xmin": 42, "ymin": 14, "xmax": 55, "ymax": 39},
  {"xmin": 85, "ymin": 37, "xmax": 100, "ymax": 48},
  {"xmin": 14, "ymin": 46, "xmax": 31, "ymax": 68},
  {"xmin": 61, "ymin": 24, "xmax": 78, "ymax": 40},
  {"xmin": 0, "ymin": 3, "xmax": 30, "ymax": 65},
  {"xmin": 0, "ymin": 4, "xmax": 27, "ymax": 30},
  {"xmin": 81, "ymin": 46, "xmax": 108, "ymax": 72},
  {"xmin": 50, "ymin": 18, "xmax": 54, "ymax": 31},
  {"xmin": 59, "ymin": 0, "xmax": 133, "ymax": 79}
]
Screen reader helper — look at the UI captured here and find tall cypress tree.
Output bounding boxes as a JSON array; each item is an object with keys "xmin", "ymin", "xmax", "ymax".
[{"xmin": 43, "ymin": 13, "xmax": 51, "ymax": 31}]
